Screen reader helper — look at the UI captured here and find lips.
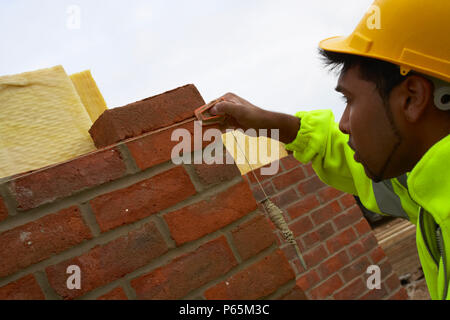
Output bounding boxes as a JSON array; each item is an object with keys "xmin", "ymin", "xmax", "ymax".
[
  {"xmin": 348, "ymin": 141, "xmax": 361, "ymax": 163},
  {"xmin": 347, "ymin": 141, "xmax": 355, "ymax": 151}
]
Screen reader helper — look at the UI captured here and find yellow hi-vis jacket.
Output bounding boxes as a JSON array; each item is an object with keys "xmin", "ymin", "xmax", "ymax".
[{"xmin": 285, "ymin": 110, "xmax": 450, "ymax": 300}]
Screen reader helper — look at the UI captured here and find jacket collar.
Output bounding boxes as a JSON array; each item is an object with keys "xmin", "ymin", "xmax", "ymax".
[{"xmin": 408, "ymin": 134, "xmax": 450, "ymax": 225}]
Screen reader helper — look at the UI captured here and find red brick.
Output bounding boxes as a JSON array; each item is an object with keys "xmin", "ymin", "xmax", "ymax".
[
  {"xmin": 333, "ymin": 206, "xmax": 363, "ymax": 230},
  {"xmin": 0, "ymin": 274, "xmax": 45, "ymax": 300},
  {"xmin": 370, "ymin": 246, "xmax": 387, "ymax": 264},
  {"xmin": 326, "ymin": 228, "xmax": 358, "ymax": 254},
  {"xmin": 279, "ymin": 284, "xmax": 308, "ymax": 300},
  {"xmin": 389, "ymin": 288, "xmax": 409, "ymax": 300},
  {"xmin": 280, "ymin": 155, "xmax": 301, "ymax": 171},
  {"xmin": 9, "ymin": 148, "xmax": 126, "ymax": 211},
  {"xmin": 348, "ymin": 242, "xmax": 366, "ymax": 259},
  {"xmin": 204, "ymin": 250, "xmax": 295, "ymax": 300},
  {"xmin": 339, "ymin": 194, "xmax": 357, "ymax": 209},
  {"xmin": 361, "ymin": 234, "xmax": 379, "ymax": 252},
  {"xmin": 251, "ymin": 180, "xmax": 276, "ymax": 202},
  {"xmin": 97, "ymin": 287, "xmax": 128, "ymax": 300},
  {"xmin": 316, "ymin": 223, "xmax": 336, "ymax": 241},
  {"xmin": 89, "ymin": 84, "xmax": 205, "ymax": 148},
  {"xmin": 296, "ymin": 270, "xmax": 320, "ymax": 291},
  {"xmin": 246, "ymin": 160, "xmax": 282, "ymax": 185},
  {"xmin": 318, "ymin": 251, "xmax": 350, "ymax": 279},
  {"xmin": 0, "ymin": 206, "xmax": 92, "ymax": 278},
  {"xmin": 231, "ymin": 214, "xmax": 277, "ymax": 261},
  {"xmin": 191, "ymin": 149, "xmax": 241, "ymax": 187},
  {"xmin": 317, "ymin": 187, "xmax": 344, "ymax": 204},
  {"xmin": 310, "ymin": 274, "xmax": 344, "ymax": 300},
  {"xmin": 378, "ymin": 260, "xmax": 393, "ymax": 279},
  {"xmin": 360, "ymin": 286, "xmax": 388, "ymax": 300},
  {"xmin": 385, "ymin": 273, "xmax": 402, "ymax": 293},
  {"xmin": 333, "ymin": 277, "xmax": 368, "ymax": 300},
  {"xmin": 0, "ymin": 197, "xmax": 8, "ymax": 222},
  {"xmin": 90, "ymin": 166, "xmax": 196, "ymax": 232},
  {"xmin": 310, "ymin": 201, "xmax": 342, "ymax": 226},
  {"xmin": 131, "ymin": 236, "xmax": 237, "ymax": 300},
  {"xmin": 297, "ymin": 176, "xmax": 325, "ymax": 195},
  {"xmin": 128, "ymin": 120, "xmax": 222, "ymax": 171},
  {"xmin": 280, "ymin": 238, "xmax": 306, "ymax": 262},
  {"xmin": 164, "ymin": 181, "xmax": 257, "ymax": 245},
  {"xmin": 270, "ymin": 188, "xmax": 298, "ymax": 209},
  {"xmin": 46, "ymin": 222, "xmax": 168, "ymax": 300},
  {"xmin": 287, "ymin": 194, "xmax": 320, "ymax": 220},
  {"xmin": 354, "ymin": 218, "xmax": 372, "ymax": 236},
  {"xmin": 272, "ymin": 167, "xmax": 306, "ymax": 191},
  {"xmin": 302, "ymin": 231, "xmax": 321, "ymax": 249},
  {"xmin": 303, "ymin": 163, "xmax": 315, "ymax": 177},
  {"xmin": 303, "ymin": 245, "xmax": 328, "ymax": 268},
  {"xmin": 302, "ymin": 223, "xmax": 335, "ymax": 250},
  {"xmin": 341, "ymin": 256, "xmax": 372, "ymax": 282},
  {"xmin": 290, "ymin": 216, "xmax": 314, "ymax": 237}
]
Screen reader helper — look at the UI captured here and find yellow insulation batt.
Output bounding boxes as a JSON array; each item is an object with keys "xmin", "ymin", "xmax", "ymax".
[
  {"xmin": 70, "ymin": 70, "xmax": 107, "ymax": 123},
  {"xmin": 222, "ymin": 130, "xmax": 288, "ymax": 175},
  {"xmin": 0, "ymin": 65, "xmax": 98, "ymax": 179}
]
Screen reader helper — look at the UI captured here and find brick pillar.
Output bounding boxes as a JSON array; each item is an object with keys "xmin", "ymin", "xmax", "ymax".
[
  {"xmin": 244, "ymin": 155, "xmax": 409, "ymax": 300},
  {"xmin": 0, "ymin": 85, "xmax": 306, "ymax": 300}
]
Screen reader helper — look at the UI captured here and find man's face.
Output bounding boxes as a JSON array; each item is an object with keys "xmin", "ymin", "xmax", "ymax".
[{"xmin": 337, "ymin": 65, "xmax": 402, "ymax": 182}]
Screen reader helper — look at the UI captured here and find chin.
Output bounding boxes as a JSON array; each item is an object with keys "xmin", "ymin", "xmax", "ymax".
[
  {"xmin": 362, "ymin": 165, "xmax": 383, "ymax": 183},
  {"xmin": 370, "ymin": 176, "xmax": 383, "ymax": 183}
]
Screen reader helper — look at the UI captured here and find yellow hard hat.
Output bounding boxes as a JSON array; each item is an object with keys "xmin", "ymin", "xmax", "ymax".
[{"xmin": 319, "ymin": 0, "xmax": 450, "ymax": 84}]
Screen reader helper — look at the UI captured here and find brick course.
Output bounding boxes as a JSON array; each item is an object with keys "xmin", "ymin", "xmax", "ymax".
[
  {"xmin": 89, "ymin": 84, "xmax": 205, "ymax": 148},
  {"xmin": 46, "ymin": 222, "xmax": 168, "ymax": 299},
  {"xmin": 90, "ymin": 166, "xmax": 196, "ymax": 232},
  {"xmin": 131, "ymin": 236, "xmax": 237, "ymax": 300},
  {"xmin": 0, "ymin": 206, "xmax": 92, "ymax": 278}
]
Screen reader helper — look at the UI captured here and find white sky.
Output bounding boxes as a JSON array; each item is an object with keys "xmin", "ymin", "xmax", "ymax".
[{"xmin": 0, "ymin": 0, "xmax": 374, "ymax": 121}]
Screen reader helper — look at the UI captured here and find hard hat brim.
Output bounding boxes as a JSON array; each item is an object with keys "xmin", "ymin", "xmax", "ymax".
[
  {"xmin": 319, "ymin": 36, "xmax": 352, "ymax": 54},
  {"xmin": 319, "ymin": 36, "xmax": 450, "ymax": 83}
]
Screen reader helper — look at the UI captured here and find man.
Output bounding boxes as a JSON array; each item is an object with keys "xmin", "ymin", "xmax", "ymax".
[{"xmin": 210, "ymin": 0, "xmax": 450, "ymax": 300}]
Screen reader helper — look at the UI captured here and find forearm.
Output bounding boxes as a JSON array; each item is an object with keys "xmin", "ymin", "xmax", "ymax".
[{"xmin": 259, "ymin": 110, "xmax": 301, "ymax": 144}]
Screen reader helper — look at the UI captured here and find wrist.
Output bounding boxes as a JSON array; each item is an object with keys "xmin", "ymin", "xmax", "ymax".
[
  {"xmin": 260, "ymin": 110, "xmax": 300, "ymax": 144},
  {"xmin": 281, "ymin": 114, "xmax": 301, "ymax": 144},
  {"xmin": 265, "ymin": 111, "xmax": 300, "ymax": 144}
]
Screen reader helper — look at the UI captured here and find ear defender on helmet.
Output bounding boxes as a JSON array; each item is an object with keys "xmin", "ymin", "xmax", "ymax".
[{"xmin": 428, "ymin": 77, "xmax": 450, "ymax": 111}]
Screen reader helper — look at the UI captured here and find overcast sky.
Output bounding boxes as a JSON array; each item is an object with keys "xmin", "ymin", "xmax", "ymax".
[{"xmin": 0, "ymin": 0, "xmax": 374, "ymax": 121}]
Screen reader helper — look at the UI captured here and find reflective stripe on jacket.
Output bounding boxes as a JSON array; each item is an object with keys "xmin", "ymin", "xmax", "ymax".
[{"xmin": 285, "ymin": 109, "xmax": 450, "ymax": 300}]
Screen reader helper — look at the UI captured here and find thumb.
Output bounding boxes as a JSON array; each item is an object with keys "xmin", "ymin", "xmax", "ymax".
[{"xmin": 210, "ymin": 101, "xmax": 239, "ymax": 116}]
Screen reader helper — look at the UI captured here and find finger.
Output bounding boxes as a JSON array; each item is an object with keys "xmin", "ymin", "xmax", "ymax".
[
  {"xmin": 210, "ymin": 101, "xmax": 240, "ymax": 117},
  {"xmin": 223, "ymin": 116, "xmax": 241, "ymax": 130}
]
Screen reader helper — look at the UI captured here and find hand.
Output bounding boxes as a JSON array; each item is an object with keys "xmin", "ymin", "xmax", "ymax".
[
  {"xmin": 209, "ymin": 93, "xmax": 268, "ymax": 131},
  {"xmin": 209, "ymin": 92, "xmax": 301, "ymax": 144}
]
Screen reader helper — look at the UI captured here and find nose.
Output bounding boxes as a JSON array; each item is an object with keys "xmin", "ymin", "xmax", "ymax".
[{"xmin": 339, "ymin": 106, "xmax": 350, "ymax": 135}]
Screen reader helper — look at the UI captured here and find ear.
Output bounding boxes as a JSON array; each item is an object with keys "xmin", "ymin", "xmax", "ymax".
[{"xmin": 393, "ymin": 75, "xmax": 434, "ymax": 123}]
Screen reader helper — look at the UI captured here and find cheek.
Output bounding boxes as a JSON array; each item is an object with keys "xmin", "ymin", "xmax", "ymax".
[
  {"xmin": 348, "ymin": 106, "xmax": 371, "ymax": 146},
  {"xmin": 350, "ymin": 102, "xmax": 400, "ymax": 171}
]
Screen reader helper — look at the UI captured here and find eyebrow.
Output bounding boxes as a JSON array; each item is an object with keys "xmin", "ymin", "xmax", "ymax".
[{"xmin": 335, "ymin": 85, "xmax": 351, "ymax": 95}]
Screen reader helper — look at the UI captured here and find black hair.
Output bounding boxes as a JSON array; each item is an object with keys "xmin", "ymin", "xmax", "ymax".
[{"xmin": 319, "ymin": 48, "xmax": 408, "ymax": 102}]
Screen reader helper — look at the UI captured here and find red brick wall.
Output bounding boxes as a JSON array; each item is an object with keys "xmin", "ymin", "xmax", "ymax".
[
  {"xmin": 0, "ymin": 84, "xmax": 408, "ymax": 300},
  {"xmin": 244, "ymin": 156, "xmax": 409, "ymax": 300},
  {"xmin": 0, "ymin": 86, "xmax": 304, "ymax": 300}
]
